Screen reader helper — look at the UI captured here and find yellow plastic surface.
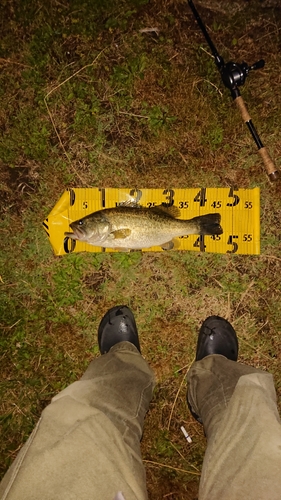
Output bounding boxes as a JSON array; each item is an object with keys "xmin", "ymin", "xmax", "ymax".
[{"xmin": 43, "ymin": 187, "xmax": 260, "ymax": 255}]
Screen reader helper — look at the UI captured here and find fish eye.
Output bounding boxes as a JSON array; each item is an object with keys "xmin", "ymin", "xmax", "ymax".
[{"xmin": 78, "ymin": 220, "xmax": 84, "ymax": 226}]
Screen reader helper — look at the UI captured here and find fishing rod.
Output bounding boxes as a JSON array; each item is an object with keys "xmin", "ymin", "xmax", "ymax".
[{"xmin": 188, "ymin": 0, "xmax": 279, "ymax": 182}]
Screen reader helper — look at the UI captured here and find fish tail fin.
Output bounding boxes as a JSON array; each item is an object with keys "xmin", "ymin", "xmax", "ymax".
[{"xmin": 190, "ymin": 213, "xmax": 223, "ymax": 235}]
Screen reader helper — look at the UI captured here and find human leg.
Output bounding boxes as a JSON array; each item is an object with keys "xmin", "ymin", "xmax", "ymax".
[
  {"xmin": 0, "ymin": 306, "xmax": 155, "ymax": 500},
  {"xmin": 187, "ymin": 316, "xmax": 281, "ymax": 500}
]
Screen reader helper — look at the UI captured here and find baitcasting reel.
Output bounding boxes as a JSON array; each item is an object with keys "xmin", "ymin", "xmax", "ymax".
[{"xmin": 188, "ymin": 0, "xmax": 279, "ymax": 181}]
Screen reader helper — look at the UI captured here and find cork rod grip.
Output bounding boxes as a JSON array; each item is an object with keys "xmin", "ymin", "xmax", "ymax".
[
  {"xmin": 235, "ymin": 95, "xmax": 251, "ymax": 122},
  {"xmin": 234, "ymin": 96, "xmax": 279, "ymax": 181},
  {"xmin": 258, "ymin": 147, "xmax": 279, "ymax": 180}
]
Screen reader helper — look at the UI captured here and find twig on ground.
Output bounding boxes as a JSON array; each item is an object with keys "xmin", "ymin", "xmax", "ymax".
[
  {"xmin": 167, "ymin": 359, "xmax": 194, "ymax": 431},
  {"xmin": 143, "ymin": 459, "xmax": 200, "ymax": 476}
]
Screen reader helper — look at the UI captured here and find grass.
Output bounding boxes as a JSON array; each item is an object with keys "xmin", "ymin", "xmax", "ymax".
[{"xmin": 1, "ymin": 0, "xmax": 281, "ymax": 498}]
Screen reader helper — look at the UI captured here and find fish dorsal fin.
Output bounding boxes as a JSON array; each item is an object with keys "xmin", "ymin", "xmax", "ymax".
[
  {"xmin": 118, "ymin": 201, "xmax": 141, "ymax": 208},
  {"xmin": 150, "ymin": 204, "xmax": 181, "ymax": 219}
]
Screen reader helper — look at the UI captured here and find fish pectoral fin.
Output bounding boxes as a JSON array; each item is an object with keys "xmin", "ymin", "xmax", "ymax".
[
  {"xmin": 110, "ymin": 228, "xmax": 131, "ymax": 239},
  {"xmin": 161, "ymin": 240, "xmax": 174, "ymax": 250}
]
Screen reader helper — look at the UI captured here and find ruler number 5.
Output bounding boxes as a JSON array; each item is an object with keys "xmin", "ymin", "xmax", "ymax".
[
  {"xmin": 227, "ymin": 235, "xmax": 238, "ymax": 253},
  {"xmin": 226, "ymin": 188, "xmax": 240, "ymax": 207}
]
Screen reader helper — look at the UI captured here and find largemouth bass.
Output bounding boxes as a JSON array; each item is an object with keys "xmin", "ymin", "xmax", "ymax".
[{"xmin": 65, "ymin": 204, "xmax": 223, "ymax": 250}]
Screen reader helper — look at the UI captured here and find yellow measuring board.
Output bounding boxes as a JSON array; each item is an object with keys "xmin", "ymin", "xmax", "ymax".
[{"xmin": 43, "ymin": 187, "xmax": 260, "ymax": 255}]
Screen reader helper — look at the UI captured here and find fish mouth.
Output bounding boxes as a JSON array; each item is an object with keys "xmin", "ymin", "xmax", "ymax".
[
  {"xmin": 64, "ymin": 231, "xmax": 78, "ymax": 240},
  {"xmin": 73, "ymin": 226, "xmax": 85, "ymax": 237},
  {"xmin": 65, "ymin": 224, "xmax": 85, "ymax": 240}
]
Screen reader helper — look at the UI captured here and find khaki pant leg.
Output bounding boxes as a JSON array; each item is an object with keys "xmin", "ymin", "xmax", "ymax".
[
  {"xmin": 0, "ymin": 342, "xmax": 155, "ymax": 500},
  {"xmin": 187, "ymin": 355, "xmax": 281, "ymax": 500}
]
